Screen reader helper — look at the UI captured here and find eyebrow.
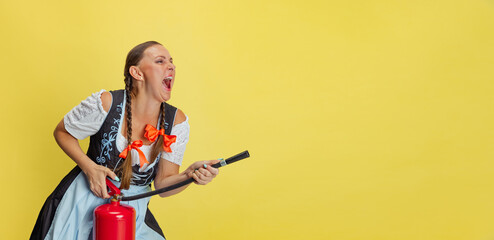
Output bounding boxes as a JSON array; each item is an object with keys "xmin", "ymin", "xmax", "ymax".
[{"xmin": 156, "ymin": 55, "xmax": 173, "ymax": 61}]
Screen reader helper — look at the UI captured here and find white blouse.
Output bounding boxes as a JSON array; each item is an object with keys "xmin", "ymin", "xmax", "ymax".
[{"xmin": 63, "ymin": 90, "xmax": 189, "ymax": 167}]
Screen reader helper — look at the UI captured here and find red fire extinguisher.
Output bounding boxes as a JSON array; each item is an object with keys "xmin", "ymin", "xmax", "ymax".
[
  {"xmin": 93, "ymin": 179, "xmax": 136, "ymax": 240},
  {"xmin": 92, "ymin": 150, "xmax": 250, "ymax": 240}
]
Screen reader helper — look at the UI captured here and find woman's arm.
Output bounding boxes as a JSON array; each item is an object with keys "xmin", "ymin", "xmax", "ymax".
[
  {"xmin": 53, "ymin": 91, "xmax": 117, "ymax": 199},
  {"xmin": 153, "ymin": 160, "xmax": 188, "ymax": 197}
]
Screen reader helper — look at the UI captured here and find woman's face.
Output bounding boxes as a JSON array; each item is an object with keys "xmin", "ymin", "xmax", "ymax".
[{"xmin": 137, "ymin": 44, "xmax": 176, "ymax": 102}]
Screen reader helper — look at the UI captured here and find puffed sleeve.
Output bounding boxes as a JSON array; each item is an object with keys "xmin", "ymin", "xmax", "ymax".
[
  {"xmin": 63, "ymin": 90, "xmax": 109, "ymax": 140},
  {"xmin": 160, "ymin": 115, "xmax": 190, "ymax": 166}
]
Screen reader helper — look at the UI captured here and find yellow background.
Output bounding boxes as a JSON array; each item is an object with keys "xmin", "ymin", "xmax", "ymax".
[{"xmin": 1, "ymin": 0, "xmax": 494, "ymax": 239}]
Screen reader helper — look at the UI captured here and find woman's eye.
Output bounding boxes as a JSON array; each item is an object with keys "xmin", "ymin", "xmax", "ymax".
[{"xmin": 156, "ymin": 60, "xmax": 163, "ymax": 63}]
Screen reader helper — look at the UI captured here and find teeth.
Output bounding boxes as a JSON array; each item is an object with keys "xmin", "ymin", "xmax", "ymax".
[{"xmin": 165, "ymin": 76, "xmax": 173, "ymax": 81}]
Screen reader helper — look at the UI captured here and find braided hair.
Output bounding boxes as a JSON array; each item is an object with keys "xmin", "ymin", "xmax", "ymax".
[{"xmin": 119, "ymin": 41, "xmax": 168, "ymax": 189}]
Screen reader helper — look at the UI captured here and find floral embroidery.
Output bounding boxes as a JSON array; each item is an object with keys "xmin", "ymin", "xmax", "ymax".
[{"xmin": 95, "ymin": 102, "xmax": 123, "ymax": 165}]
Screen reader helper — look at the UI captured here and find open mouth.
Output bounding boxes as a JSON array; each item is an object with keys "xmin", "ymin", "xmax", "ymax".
[{"xmin": 163, "ymin": 76, "xmax": 173, "ymax": 90}]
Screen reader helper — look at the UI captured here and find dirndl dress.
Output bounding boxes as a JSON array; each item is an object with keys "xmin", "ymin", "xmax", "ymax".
[{"xmin": 30, "ymin": 89, "xmax": 189, "ymax": 240}]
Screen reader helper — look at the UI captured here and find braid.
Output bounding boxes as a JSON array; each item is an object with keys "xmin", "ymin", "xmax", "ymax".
[
  {"xmin": 160, "ymin": 103, "xmax": 166, "ymax": 134},
  {"xmin": 125, "ymin": 80, "xmax": 133, "ymax": 144},
  {"xmin": 149, "ymin": 103, "xmax": 165, "ymax": 165},
  {"xmin": 119, "ymin": 76, "xmax": 134, "ymax": 190}
]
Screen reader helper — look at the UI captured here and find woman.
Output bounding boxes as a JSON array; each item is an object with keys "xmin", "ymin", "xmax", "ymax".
[{"xmin": 31, "ymin": 41, "xmax": 219, "ymax": 240}]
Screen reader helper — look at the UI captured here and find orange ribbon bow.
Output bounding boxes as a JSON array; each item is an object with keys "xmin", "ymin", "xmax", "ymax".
[
  {"xmin": 119, "ymin": 140, "xmax": 149, "ymax": 168},
  {"xmin": 144, "ymin": 124, "xmax": 177, "ymax": 153}
]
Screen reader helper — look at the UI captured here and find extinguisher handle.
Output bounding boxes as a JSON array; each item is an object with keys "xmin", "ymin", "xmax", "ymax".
[
  {"xmin": 105, "ymin": 178, "xmax": 121, "ymax": 197},
  {"xmin": 210, "ymin": 150, "xmax": 250, "ymax": 168}
]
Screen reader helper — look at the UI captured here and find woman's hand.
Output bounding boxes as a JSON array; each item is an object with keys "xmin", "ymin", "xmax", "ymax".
[
  {"xmin": 185, "ymin": 160, "xmax": 220, "ymax": 185},
  {"xmin": 84, "ymin": 164, "xmax": 118, "ymax": 199}
]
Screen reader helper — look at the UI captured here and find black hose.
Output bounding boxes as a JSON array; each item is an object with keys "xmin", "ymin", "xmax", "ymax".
[{"xmin": 121, "ymin": 150, "xmax": 250, "ymax": 201}]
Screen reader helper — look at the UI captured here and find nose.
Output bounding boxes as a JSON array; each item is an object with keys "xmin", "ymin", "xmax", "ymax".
[{"xmin": 168, "ymin": 63, "xmax": 175, "ymax": 71}]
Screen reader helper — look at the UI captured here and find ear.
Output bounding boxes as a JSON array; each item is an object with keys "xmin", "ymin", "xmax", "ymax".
[{"xmin": 129, "ymin": 66, "xmax": 144, "ymax": 82}]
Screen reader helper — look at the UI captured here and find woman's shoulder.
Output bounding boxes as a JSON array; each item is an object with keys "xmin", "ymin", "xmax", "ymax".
[
  {"xmin": 100, "ymin": 91, "xmax": 112, "ymax": 112},
  {"xmin": 173, "ymin": 108, "xmax": 187, "ymax": 126},
  {"xmin": 99, "ymin": 89, "xmax": 128, "ymax": 113}
]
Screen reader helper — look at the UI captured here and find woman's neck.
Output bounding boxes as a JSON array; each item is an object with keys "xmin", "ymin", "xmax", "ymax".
[{"xmin": 131, "ymin": 92, "xmax": 161, "ymax": 123}]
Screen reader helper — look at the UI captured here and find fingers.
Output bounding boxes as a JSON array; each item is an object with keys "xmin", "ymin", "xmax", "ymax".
[
  {"xmin": 87, "ymin": 166, "xmax": 116, "ymax": 199},
  {"xmin": 105, "ymin": 168, "xmax": 120, "ymax": 182},
  {"xmin": 102, "ymin": 168, "xmax": 117, "ymax": 198},
  {"xmin": 186, "ymin": 159, "xmax": 222, "ymax": 185},
  {"xmin": 205, "ymin": 165, "xmax": 219, "ymax": 176},
  {"xmin": 191, "ymin": 164, "xmax": 219, "ymax": 185},
  {"xmin": 197, "ymin": 167, "xmax": 211, "ymax": 177},
  {"xmin": 206, "ymin": 159, "xmax": 221, "ymax": 165},
  {"xmin": 90, "ymin": 182, "xmax": 110, "ymax": 199},
  {"xmin": 101, "ymin": 187, "xmax": 110, "ymax": 199},
  {"xmin": 89, "ymin": 186, "xmax": 100, "ymax": 198},
  {"xmin": 187, "ymin": 159, "xmax": 219, "ymax": 172},
  {"xmin": 192, "ymin": 170, "xmax": 213, "ymax": 185},
  {"xmin": 191, "ymin": 171, "xmax": 206, "ymax": 185}
]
